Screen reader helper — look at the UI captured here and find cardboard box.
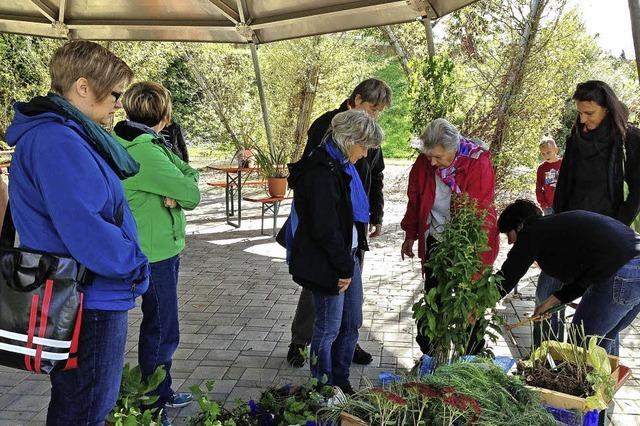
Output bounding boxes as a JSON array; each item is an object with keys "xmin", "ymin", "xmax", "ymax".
[{"xmin": 525, "ymin": 349, "xmax": 631, "ymax": 412}]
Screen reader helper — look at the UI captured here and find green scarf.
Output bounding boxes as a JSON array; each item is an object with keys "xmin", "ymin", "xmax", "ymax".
[{"xmin": 48, "ymin": 93, "xmax": 139, "ymax": 179}]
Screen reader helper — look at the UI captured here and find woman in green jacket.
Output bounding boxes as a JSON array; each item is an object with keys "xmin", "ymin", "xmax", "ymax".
[{"xmin": 114, "ymin": 81, "xmax": 200, "ymax": 423}]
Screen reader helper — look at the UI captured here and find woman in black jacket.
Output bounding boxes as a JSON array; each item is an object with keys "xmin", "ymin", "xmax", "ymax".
[
  {"xmin": 537, "ymin": 81, "xmax": 640, "ymax": 345},
  {"xmin": 287, "ymin": 110, "xmax": 383, "ymax": 395},
  {"xmin": 554, "ymin": 80, "xmax": 640, "ymax": 222}
]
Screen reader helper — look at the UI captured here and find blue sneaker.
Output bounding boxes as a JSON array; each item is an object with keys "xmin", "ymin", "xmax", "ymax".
[
  {"xmin": 165, "ymin": 392, "xmax": 193, "ymax": 408},
  {"xmin": 160, "ymin": 410, "xmax": 172, "ymax": 426}
]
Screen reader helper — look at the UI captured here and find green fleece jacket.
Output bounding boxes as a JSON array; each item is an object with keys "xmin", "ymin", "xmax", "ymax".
[{"xmin": 114, "ymin": 124, "xmax": 200, "ymax": 262}]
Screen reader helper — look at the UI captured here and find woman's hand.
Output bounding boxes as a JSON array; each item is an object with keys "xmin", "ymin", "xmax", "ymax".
[
  {"xmin": 338, "ymin": 277, "xmax": 352, "ymax": 293},
  {"xmin": 369, "ymin": 223, "xmax": 383, "ymax": 238},
  {"xmin": 533, "ymin": 295, "xmax": 561, "ymax": 320},
  {"xmin": 164, "ymin": 197, "xmax": 177, "ymax": 208},
  {"xmin": 401, "ymin": 239, "xmax": 415, "ymax": 260}
]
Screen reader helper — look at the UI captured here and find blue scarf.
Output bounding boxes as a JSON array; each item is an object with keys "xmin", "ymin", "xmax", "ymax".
[
  {"xmin": 324, "ymin": 138, "xmax": 370, "ymax": 224},
  {"xmin": 48, "ymin": 93, "xmax": 140, "ymax": 179}
]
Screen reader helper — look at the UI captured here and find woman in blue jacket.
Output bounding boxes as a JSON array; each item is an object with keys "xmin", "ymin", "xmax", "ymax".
[{"xmin": 5, "ymin": 41, "xmax": 150, "ymax": 425}]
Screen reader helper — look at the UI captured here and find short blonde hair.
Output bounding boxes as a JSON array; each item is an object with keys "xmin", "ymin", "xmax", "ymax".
[
  {"xmin": 539, "ymin": 137, "xmax": 557, "ymax": 149},
  {"xmin": 122, "ymin": 81, "xmax": 173, "ymax": 127},
  {"xmin": 50, "ymin": 40, "xmax": 133, "ymax": 101}
]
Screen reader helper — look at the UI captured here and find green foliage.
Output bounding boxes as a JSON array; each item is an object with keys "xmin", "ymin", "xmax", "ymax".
[
  {"xmin": 374, "ymin": 60, "xmax": 413, "ymax": 158},
  {"xmin": 188, "ymin": 381, "xmax": 245, "ymax": 426},
  {"xmin": 250, "ymin": 143, "xmax": 288, "ymax": 178},
  {"xmin": 408, "ymin": 55, "xmax": 459, "ymax": 136},
  {"xmin": 259, "ymin": 377, "xmax": 334, "ymax": 425},
  {"xmin": 412, "ymin": 195, "xmax": 502, "ymax": 364},
  {"xmin": 0, "ymin": 35, "xmax": 61, "ymax": 140},
  {"xmin": 321, "ymin": 360, "xmax": 555, "ymax": 425},
  {"xmin": 108, "ymin": 364, "xmax": 166, "ymax": 425}
]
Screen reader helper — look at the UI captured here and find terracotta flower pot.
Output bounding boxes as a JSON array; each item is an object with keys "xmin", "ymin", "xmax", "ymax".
[{"xmin": 267, "ymin": 177, "xmax": 287, "ymax": 198}]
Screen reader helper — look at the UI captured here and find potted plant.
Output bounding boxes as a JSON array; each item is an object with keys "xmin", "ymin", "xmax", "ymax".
[
  {"xmin": 321, "ymin": 360, "xmax": 555, "ymax": 425},
  {"xmin": 412, "ymin": 195, "xmax": 503, "ymax": 367},
  {"xmin": 516, "ymin": 325, "xmax": 631, "ymax": 422},
  {"xmin": 251, "ymin": 144, "xmax": 289, "ymax": 198}
]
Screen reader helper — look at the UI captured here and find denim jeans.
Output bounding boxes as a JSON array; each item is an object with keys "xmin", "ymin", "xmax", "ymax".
[
  {"xmin": 48, "ymin": 309, "xmax": 128, "ymax": 425},
  {"xmin": 139, "ymin": 255, "xmax": 180, "ymax": 407},
  {"xmin": 310, "ymin": 255, "xmax": 363, "ymax": 386},
  {"xmin": 533, "ymin": 271, "xmax": 565, "ymax": 347},
  {"xmin": 291, "ymin": 251, "xmax": 365, "ymax": 346},
  {"xmin": 572, "ymin": 256, "xmax": 640, "ymax": 355}
]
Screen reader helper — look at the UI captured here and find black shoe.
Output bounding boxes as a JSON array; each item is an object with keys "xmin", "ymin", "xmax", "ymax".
[
  {"xmin": 337, "ymin": 382, "xmax": 356, "ymax": 396},
  {"xmin": 352, "ymin": 344, "xmax": 373, "ymax": 365},
  {"xmin": 287, "ymin": 343, "xmax": 306, "ymax": 368}
]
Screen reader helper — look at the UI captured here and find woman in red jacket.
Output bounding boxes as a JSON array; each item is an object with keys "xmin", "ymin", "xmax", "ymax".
[{"xmin": 400, "ymin": 118, "xmax": 499, "ymax": 355}]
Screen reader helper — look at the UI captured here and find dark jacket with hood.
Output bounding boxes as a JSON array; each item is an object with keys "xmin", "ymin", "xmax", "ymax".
[
  {"xmin": 554, "ymin": 120, "xmax": 640, "ymax": 225},
  {"xmin": 287, "ymin": 146, "xmax": 366, "ymax": 295},
  {"xmin": 302, "ymin": 100, "xmax": 385, "ymax": 225}
]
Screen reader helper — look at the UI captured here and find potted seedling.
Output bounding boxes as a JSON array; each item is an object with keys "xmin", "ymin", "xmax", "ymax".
[
  {"xmin": 251, "ymin": 144, "xmax": 289, "ymax": 198},
  {"xmin": 412, "ymin": 195, "xmax": 503, "ymax": 367}
]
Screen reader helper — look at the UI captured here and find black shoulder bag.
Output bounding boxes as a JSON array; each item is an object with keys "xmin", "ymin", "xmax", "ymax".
[{"xmin": 0, "ymin": 203, "xmax": 91, "ymax": 374}]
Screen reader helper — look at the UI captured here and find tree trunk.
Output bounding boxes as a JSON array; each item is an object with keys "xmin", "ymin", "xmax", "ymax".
[
  {"xmin": 629, "ymin": 0, "xmax": 640, "ymax": 84},
  {"xmin": 382, "ymin": 25, "xmax": 412, "ymax": 78},
  {"xmin": 422, "ymin": 18, "xmax": 436, "ymax": 58},
  {"xmin": 181, "ymin": 51, "xmax": 243, "ymax": 149},
  {"xmin": 491, "ymin": 0, "xmax": 546, "ymax": 155},
  {"xmin": 292, "ymin": 63, "xmax": 320, "ymax": 161}
]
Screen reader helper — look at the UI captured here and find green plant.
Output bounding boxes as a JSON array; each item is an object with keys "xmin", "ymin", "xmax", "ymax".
[
  {"xmin": 408, "ymin": 55, "xmax": 460, "ymax": 136},
  {"xmin": 188, "ymin": 381, "xmax": 249, "ymax": 426},
  {"xmin": 521, "ymin": 324, "xmax": 615, "ymax": 410},
  {"xmin": 259, "ymin": 376, "xmax": 333, "ymax": 425},
  {"xmin": 321, "ymin": 360, "xmax": 555, "ymax": 425},
  {"xmin": 412, "ymin": 195, "xmax": 503, "ymax": 365},
  {"xmin": 250, "ymin": 144, "xmax": 288, "ymax": 178},
  {"xmin": 107, "ymin": 364, "xmax": 166, "ymax": 426}
]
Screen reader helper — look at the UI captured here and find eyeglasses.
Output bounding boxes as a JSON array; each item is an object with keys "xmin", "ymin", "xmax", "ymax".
[{"xmin": 111, "ymin": 91, "xmax": 123, "ymax": 102}]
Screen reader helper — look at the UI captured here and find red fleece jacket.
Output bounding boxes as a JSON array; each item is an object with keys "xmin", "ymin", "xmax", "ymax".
[{"xmin": 401, "ymin": 151, "xmax": 500, "ymax": 268}]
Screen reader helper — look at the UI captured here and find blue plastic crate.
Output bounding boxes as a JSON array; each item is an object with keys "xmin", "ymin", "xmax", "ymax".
[{"xmin": 544, "ymin": 405, "xmax": 601, "ymax": 426}]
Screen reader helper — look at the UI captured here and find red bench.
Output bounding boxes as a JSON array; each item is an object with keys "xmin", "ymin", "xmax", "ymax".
[{"xmin": 242, "ymin": 196, "xmax": 292, "ymax": 236}]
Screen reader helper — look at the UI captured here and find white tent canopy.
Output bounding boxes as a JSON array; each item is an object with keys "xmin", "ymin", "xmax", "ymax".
[
  {"xmin": 0, "ymin": 0, "xmax": 480, "ymax": 149},
  {"xmin": 0, "ymin": 0, "xmax": 478, "ymax": 44}
]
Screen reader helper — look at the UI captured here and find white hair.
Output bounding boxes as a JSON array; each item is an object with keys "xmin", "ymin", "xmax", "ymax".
[
  {"xmin": 330, "ymin": 110, "xmax": 384, "ymax": 156},
  {"xmin": 420, "ymin": 118, "xmax": 460, "ymax": 154}
]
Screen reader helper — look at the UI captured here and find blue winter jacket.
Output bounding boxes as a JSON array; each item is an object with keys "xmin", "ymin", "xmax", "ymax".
[{"xmin": 5, "ymin": 102, "xmax": 150, "ymax": 311}]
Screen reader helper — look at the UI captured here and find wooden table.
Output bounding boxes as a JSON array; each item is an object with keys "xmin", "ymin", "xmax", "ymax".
[{"xmin": 208, "ymin": 166, "xmax": 259, "ymax": 228}]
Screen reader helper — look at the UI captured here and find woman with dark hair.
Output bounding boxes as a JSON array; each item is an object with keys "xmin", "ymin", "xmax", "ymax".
[
  {"xmin": 537, "ymin": 81, "xmax": 640, "ymax": 344},
  {"xmin": 554, "ymin": 80, "xmax": 640, "ymax": 222},
  {"xmin": 496, "ymin": 199, "xmax": 640, "ymax": 355}
]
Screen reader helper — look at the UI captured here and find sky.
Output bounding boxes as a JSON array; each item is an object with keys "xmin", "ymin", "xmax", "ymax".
[{"xmin": 572, "ymin": 0, "xmax": 636, "ymax": 58}]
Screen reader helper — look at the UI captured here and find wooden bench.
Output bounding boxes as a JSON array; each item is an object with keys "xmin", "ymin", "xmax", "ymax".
[
  {"xmin": 206, "ymin": 179, "xmax": 264, "ymax": 189},
  {"xmin": 242, "ymin": 196, "xmax": 292, "ymax": 236}
]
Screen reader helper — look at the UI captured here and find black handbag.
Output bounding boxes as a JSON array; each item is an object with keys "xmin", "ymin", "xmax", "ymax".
[{"xmin": 0, "ymin": 203, "xmax": 91, "ymax": 374}]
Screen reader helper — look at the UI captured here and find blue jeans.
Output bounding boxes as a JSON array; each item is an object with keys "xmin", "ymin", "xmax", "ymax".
[
  {"xmin": 573, "ymin": 256, "xmax": 640, "ymax": 355},
  {"xmin": 48, "ymin": 309, "xmax": 128, "ymax": 425},
  {"xmin": 534, "ymin": 271, "xmax": 565, "ymax": 346},
  {"xmin": 139, "ymin": 255, "xmax": 180, "ymax": 406},
  {"xmin": 310, "ymin": 255, "xmax": 363, "ymax": 387}
]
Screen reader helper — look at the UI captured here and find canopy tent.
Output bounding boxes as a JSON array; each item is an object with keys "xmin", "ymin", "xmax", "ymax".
[
  {"xmin": 0, "ymin": 0, "xmax": 480, "ymax": 150},
  {"xmin": 0, "ymin": 1, "xmax": 477, "ymax": 43}
]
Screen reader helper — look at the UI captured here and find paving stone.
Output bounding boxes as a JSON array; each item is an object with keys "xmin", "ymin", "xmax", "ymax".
[{"xmin": 1, "ymin": 164, "xmax": 637, "ymax": 424}]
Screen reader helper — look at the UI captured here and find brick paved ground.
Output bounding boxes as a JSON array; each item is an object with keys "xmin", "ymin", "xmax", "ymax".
[{"xmin": 0, "ymin": 160, "xmax": 638, "ymax": 425}]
